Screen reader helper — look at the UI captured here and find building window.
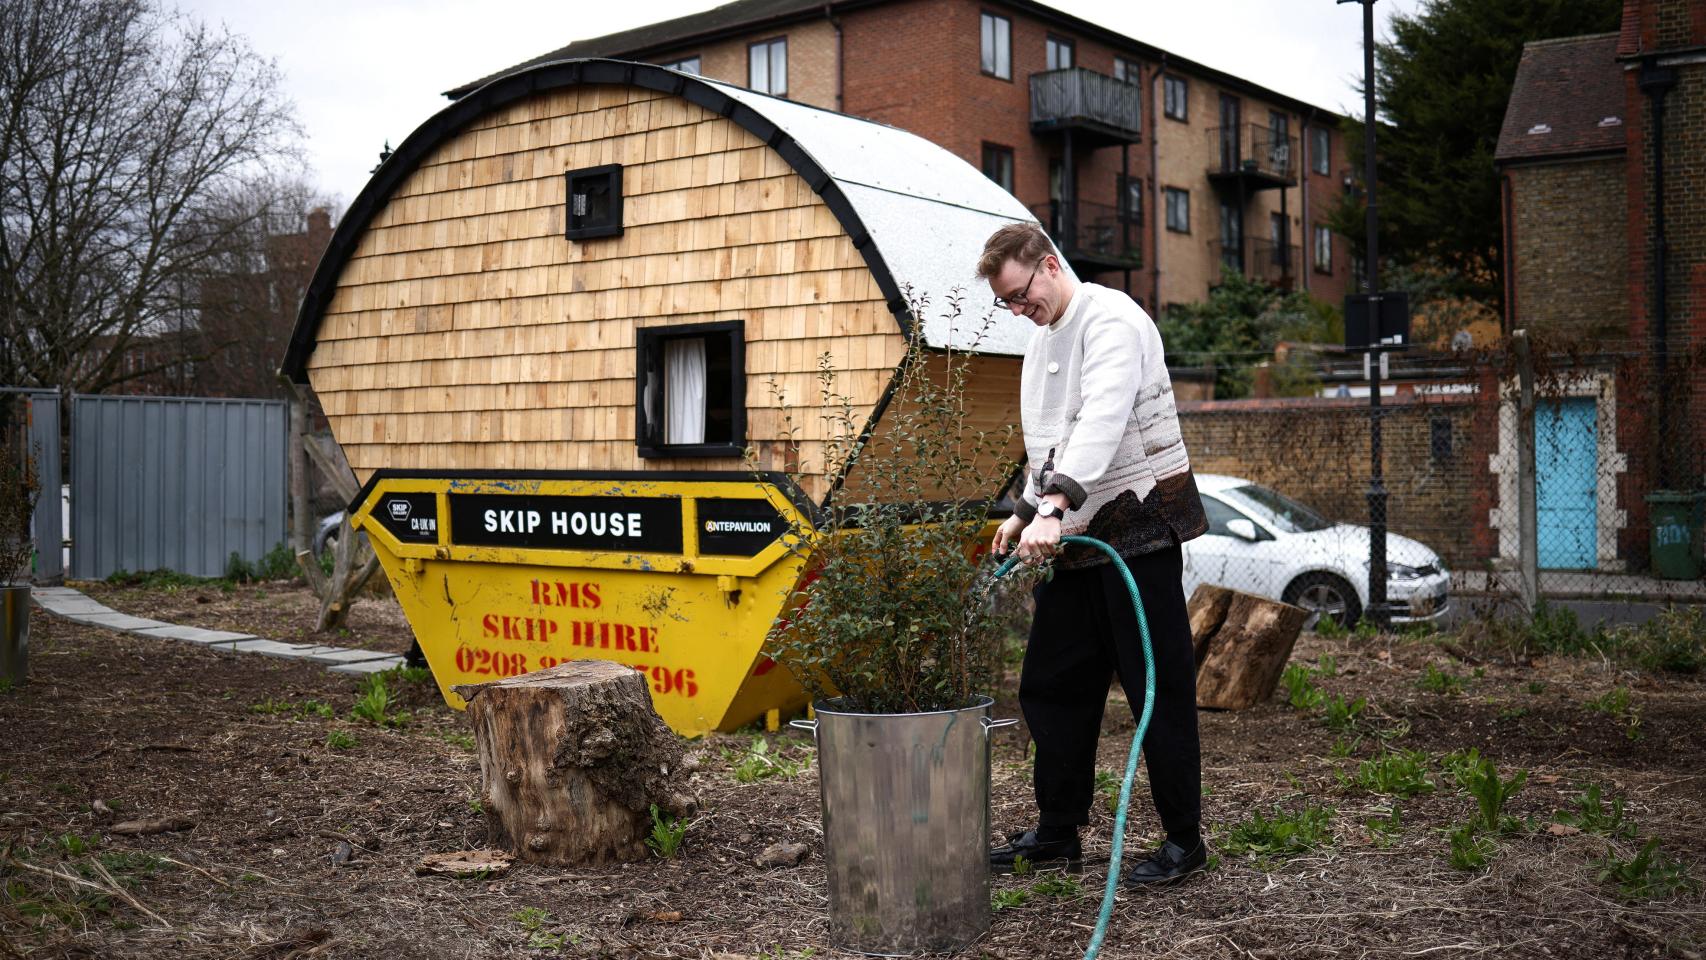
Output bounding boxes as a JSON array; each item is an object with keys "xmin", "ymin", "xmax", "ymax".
[
  {"xmin": 1163, "ymin": 75, "xmax": 1188, "ymax": 121},
  {"xmin": 564, "ymin": 164, "xmax": 623, "ymax": 240},
  {"xmin": 980, "ymin": 12, "xmax": 1011, "ymax": 80},
  {"xmin": 1268, "ymin": 110, "xmax": 1291, "ymax": 173},
  {"xmin": 981, "ymin": 143, "xmax": 1015, "ymax": 194},
  {"xmin": 748, "ymin": 37, "xmax": 787, "ymax": 95},
  {"xmin": 1118, "ymin": 174, "xmax": 1142, "ymax": 223},
  {"xmin": 636, "ymin": 321, "xmax": 745, "ymax": 458},
  {"xmin": 1219, "ymin": 201, "xmax": 1243, "ymax": 271},
  {"xmin": 661, "ymin": 56, "xmax": 701, "ymax": 75},
  {"xmin": 1310, "ymin": 126, "xmax": 1330, "ymax": 175},
  {"xmin": 1046, "ymin": 35, "xmax": 1074, "ymax": 70},
  {"xmin": 1314, "ymin": 225, "xmax": 1333, "ymax": 273},
  {"xmin": 1430, "ymin": 417, "xmax": 1453, "ymax": 462},
  {"xmin": 1113, "ymin": 56, "xmax": 1141, "ymax": 84},
  {"xmin": 1164, "ymin": 187, "xmax": 1189, "ymax": 233}
]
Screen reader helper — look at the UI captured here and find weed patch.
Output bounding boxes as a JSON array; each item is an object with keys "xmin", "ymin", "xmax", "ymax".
[
  {"xmin": 1597, "ymin": 839, "xmax": 1697, "ymax": 900},
  {"xmin": 1418, "ymin": 663, "xmax": 1465, "ymax": 696},
  {"xmin": 1554, "ymin": 784, "xmax": 1635, "ymax": 838},
  {"xmin": 1351, "ymin": 750, "xmax": 1434, "ymax": 798},
  {"xmin": 1221, "ymin": 804, "xmax": 1335, "ymax": 859},
  {"xmin": 646, "ymin": 804, "xmax": 689, "ymax": 858}
]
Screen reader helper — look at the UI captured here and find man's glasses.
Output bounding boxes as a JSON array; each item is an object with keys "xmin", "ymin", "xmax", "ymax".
[{"xmin": 992, "ymin": 258, "xmax": 1046, "ymax": 309}]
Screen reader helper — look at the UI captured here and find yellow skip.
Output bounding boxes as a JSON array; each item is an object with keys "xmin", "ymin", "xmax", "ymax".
[{"xmin": 349, "ymin": 474, "xmax": 814, "ymax": 736}]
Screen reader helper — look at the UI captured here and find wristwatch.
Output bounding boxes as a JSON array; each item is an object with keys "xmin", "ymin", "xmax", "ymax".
[{"xmin": 1036, "ymin": 500, "xmax": 1063, "ymax": 521}]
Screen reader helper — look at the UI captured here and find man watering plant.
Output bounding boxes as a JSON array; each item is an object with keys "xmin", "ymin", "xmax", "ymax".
[{"xmin": 980, "ymin": 222, "xmax": 1210, "ymax": 887}]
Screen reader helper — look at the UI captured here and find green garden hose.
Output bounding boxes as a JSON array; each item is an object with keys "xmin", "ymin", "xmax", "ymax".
[{"xmin": 993, "ymin": 535, "xmax": 1153, "ymax": 960}]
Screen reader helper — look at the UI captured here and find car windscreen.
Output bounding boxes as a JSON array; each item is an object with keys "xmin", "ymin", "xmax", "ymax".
[{"xmin": 1220, "ymin": 484, "xmax": 1334, "ymax": 534}]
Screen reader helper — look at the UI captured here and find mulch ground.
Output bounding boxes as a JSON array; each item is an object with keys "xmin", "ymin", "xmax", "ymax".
[{"xmin": 3, "ymin": 596, "xmax": 1703, "ymax": 959}]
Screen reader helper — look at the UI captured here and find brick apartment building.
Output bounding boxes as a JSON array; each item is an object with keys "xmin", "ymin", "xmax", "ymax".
[
  {"xmin": 1493, "ymin": 0, "xmax": 1705, "ymax": 571},
  {"xmin": 448, "ymin": 0, "xmax": 1355, "ymax": 315}
]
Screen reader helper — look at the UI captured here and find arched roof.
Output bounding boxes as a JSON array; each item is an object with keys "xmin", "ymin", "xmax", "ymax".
[{"xmin": 281, "ymin": 58, "xmax": 1047, "ymax": 383}]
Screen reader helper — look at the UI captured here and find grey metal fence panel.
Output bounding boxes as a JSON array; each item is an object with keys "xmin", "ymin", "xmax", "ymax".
[
  {"xmin": 28, "ymin": 394, "xmax": 62, "ymax": 583},
  {"xmin": 70, "ymin": 395, "xmax": 286, "ymax": 580}
]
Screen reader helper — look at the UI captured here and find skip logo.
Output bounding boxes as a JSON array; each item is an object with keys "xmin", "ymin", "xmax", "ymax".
[
  {"xmin": 388, "ymin": 500, "xmax": 411, "ymax": 521},
  {"xmin": 704, "ymin": 519, "xmax": 773, "ymax": 534}
]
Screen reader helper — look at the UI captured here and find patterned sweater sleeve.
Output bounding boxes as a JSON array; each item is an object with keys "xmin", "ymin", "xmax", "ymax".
[{"xmin": 1044, "ymin": 309, "xmax": 1142, "ymax": 510}]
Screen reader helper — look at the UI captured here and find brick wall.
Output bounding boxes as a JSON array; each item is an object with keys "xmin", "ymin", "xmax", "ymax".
[
  {"xmin": 1177, "ymin": 394, "xmax": 1497, "ymax": 570},
  {"xmin": 1508, "ymin": 156, "xmax": 1628, "ymax": 339},
  {"xmin": 649, "ymin": 19, "xmax": 840, "ymax": 110}
]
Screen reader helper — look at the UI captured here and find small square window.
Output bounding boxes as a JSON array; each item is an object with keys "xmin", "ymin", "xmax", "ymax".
[
  {"xmin": 636, "ymin": 321, "xmax": 745, "ymax": 458},
  {"xmin": 1046, "ymin": 35, "xmax": 1074, "ymax": 71},
  {"xmin": 1164, "ymin": 187, "xmax": 1190, "ymax": 233},
  {"xmin": 749, "ymin": 37, "xmax": 787, "ymax": 95},
  {"xmin": 1113, "ymin": 56, "xmax": 1141, "ymax": 84},
  {"xmin": 661, "ymin": 56, "xmax": 702, "ymax": 75},
  {"xmin": 564, "ymin": 164, "xmax": 622, "ymax": 240},
  {"xmin": 980, "ymin": 12, "xmax": 1011, "ymax": 80},
  {"xmin": 1163, "ymin": 75, "xmax": 1188, "ymax": 121},
  {"xmin": 982, "ymin": 143, "xmax": 1015, "ymax": 194}
]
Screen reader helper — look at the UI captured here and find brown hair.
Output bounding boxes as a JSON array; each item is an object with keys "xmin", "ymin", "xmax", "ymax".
[{"xmin": 976, "ymin": 222, "xmax": 1054, "ymax": 280}]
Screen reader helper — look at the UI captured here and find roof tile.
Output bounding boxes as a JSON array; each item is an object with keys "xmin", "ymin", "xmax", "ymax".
[{"xmin": 1494, "ymin": 34, "xmax": 1625, "ymax": 164}]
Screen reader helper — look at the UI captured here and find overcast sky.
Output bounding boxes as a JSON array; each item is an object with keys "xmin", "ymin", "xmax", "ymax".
[{"xmin": 176, "ymin": 0, "xmax": 1424, "ymax": 208}]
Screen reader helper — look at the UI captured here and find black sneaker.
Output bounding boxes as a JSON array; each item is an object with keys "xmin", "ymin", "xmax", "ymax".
[
  {"xmin": 990, "ymin": 829, "xmax": 1083, "ymax": 874},
  {"xmin": 1122, "ymin": 839, "xmax": 1207, "ymax": 887}
]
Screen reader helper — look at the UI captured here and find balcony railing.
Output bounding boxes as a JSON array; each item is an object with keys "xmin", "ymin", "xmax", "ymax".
[
  {"xmin": 1029, "ymin": 68, "xmax": 1142, "ymax": 142},
  {"xmin": 1032, "ymin": 199, "xmax": 1143, "ymax": 270},
  {"xmin": 1205, "ymin": 123, "xmax": 1299, "ymax": 186},
  {"xmin": 1211, "ymin": 237, "xmax": 1297, "ymax": 287}
]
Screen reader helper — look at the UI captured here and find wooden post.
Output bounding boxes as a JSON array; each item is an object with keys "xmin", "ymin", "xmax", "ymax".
[
  {"xmin": 1188, "ymin": 584, "xmax": 1308, "ymax": 710},
  {"xmin": 455, "ymin": 660, "xmax": 697, "ymax": 865}
]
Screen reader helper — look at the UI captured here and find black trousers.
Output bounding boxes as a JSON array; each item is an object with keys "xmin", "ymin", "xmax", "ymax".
[{"xmin": 1019, "ymin": 543, "xmax": 1202, "ymax": 844}]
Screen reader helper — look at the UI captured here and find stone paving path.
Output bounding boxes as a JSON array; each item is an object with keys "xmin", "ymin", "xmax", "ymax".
[{"xmin": 31, "ymin": 585, "xmax": 408, "ymax": 677}]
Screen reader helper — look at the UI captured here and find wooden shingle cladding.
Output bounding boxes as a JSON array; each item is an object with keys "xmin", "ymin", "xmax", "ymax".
[{"xmin": 305, "ymin": 84, "xmax": 908, "ymax": 499}]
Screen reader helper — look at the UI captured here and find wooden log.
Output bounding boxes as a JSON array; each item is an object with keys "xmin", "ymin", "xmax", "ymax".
[
  {"xmin": 1189, "ymin": 585, "xmax": 1309, "ymax": 710},
  {"xmin": 454, "ymin": 660, "xmax": 697, "ymax": 866}
]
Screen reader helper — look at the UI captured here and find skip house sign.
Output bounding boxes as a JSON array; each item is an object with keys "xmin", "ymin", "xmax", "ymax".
[{"xmin": 372, "ymin": 491, "xmax": 785, "ymax": 557}]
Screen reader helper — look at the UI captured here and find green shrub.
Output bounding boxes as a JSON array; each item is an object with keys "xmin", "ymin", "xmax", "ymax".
[
  {"xmin": 1322, "ymin": 694, "xmax": 1366, "ymax": 732},
  {"xmin": 1585, "ymin": 686, "xmax": 1643, "ymax": 740},
  {"xmin": 1618, "ymin": 606, "xmax": 1706, "ymax": 674},
  {"xmin": 1446, "ymin": 823, "xmax": 1495, "ymax": 871},
  {"xmin": 727, "ymin": 736, "xmax": 808, "ymax": 783},
  {"xmin": 645, "ymin": 804, "xmax": 689, "ymax": 858},
  {"xmin": 325, "ymin": 729, "xmax": 357, "ymax": 750},
  {"xmin": 1221, "ymin": 804, "xmax": 1335, "ymax": 859},
  {"xmin": 349, "ymin": 674, "xmax": 405, "ymax": 728},
  {"xmin": 1554, "ymin": 783, "xmax": 1635, "ymax": 838},
  {"xmin": 1352, "ymin": 750, "xmax": 1434, "ymax": 797},
  {"xmin": 1281, "ymin": 663, "xmax": 1325, "ymax": 711},
  {"xmin": 1418, "ymin": 663, "xmax": 1465, "ymax": 695},
  {"xmin": 1597, "ymin": 839, "xmax": 1697, "ymax": 900},
  {"xmin": 1454, "ymin": 756, "xmax": 1527, "ymax": 833}
]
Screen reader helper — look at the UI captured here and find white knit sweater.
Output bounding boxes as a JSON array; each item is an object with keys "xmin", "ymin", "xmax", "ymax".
[{"xmin": 1015, "ymin": 282, "xmax": 1206, "ymax": 564}]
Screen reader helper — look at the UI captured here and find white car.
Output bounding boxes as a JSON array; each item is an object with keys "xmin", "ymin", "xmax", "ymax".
[{"xmin": 1183, "ymin": 473, "xmax": 1450, "ymax": 629}]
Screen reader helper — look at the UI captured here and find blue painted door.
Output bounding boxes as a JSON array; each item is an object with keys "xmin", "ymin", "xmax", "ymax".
[{"xmin": 1535, "ymin": 397, "xmax": 1598, "ymax": 569}]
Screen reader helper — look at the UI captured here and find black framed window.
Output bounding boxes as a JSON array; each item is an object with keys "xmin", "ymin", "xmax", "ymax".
[
  {"xmin": 1310, "ymin": 126, "xmax": 1331, "ymax": 175},
  {"xmin": 1118, "ymin": 174, "xmax": 1142, "ymax": 224},
  {"xmin": 564, "ymin": 164, "xmax": 622, "ymax": 240},
  {"xmin": 982, "ymin": 143, "xmax": 1015, "ymax": 194},
  {"xmin": 661, "ymin": 56, "xmax": 702, "ymax": 75},
  {"xmin": 980, "ymin": 12, "xmax": 1011, "ymax": 80},
  {"xmin": 748, "ymin": 37, "xmax": 787, "ymax": 95},
  {"xmin": 1163, "ymin": 75, "xmax": 1188, "ymax": 121},
  {"xmin": 1314, "ymin": 224, "xmax": 1333, "ymax": 273},
  {"xmin": 1046, "ymin": 35, "xmax": 1074, "ymax": 70},
  {"xmin": 1164, "ymin": 187, "xmax": 1189, "ymax": 233},
  {"xmin": 1113, "ymin": 56, "xmax": 1141, "ymax": 84},
  {"xmin": 636, "ymin": 321, "xmax": 745, "ymax": 458},
  {"xmin": 1219, "ymin": 201, "xmax": 1243, "ymax": 271}
]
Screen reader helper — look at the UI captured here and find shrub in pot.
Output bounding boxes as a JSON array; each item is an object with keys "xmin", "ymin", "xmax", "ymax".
[{"xmin": 762, "ymin": 296, "xmax": 1022, "ymax": 954}]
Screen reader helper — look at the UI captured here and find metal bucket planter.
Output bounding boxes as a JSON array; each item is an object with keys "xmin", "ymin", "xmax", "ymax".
[
  {"xmin": 2, "ymin": 583, "xmax": 28, "ymax": 685},
  {"xmin": 795, "ymin": 695, "xmax": 1015, "ymax": 956}
]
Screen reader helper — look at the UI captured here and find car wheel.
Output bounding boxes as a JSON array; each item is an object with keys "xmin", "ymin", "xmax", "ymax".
[{"xmin": 1283, "ymin": 572, "xmax": 1362, "ymax": 632}]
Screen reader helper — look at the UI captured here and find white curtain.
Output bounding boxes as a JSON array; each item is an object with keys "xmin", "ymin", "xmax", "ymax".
[{"xmin": 664, "ymin": 337, "xmax": 706, "ymax": 445}]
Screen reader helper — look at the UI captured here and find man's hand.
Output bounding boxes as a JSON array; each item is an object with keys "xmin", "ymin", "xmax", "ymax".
[
  {"xmin": 993, "ymin": 515, "xmax": 1026, "ymax": 557},
  {"xmin": 1017, "ymin": 515, "xmax": 1062, "ymax": 564}
]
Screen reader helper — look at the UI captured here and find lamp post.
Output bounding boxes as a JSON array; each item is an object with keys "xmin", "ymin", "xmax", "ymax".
[{"xmin": 1340, "ymin": 0, "xmax": 1388, "ymax": 626}]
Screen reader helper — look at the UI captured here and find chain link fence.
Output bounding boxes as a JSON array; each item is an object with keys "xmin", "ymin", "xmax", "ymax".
[{"xmin": 1169, "ymin": 334, "xmax": 1706, "ymax": 629}]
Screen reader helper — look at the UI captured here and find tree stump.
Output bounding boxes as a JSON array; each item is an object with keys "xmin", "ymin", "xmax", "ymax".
[
  {"xmin": 454, "ymin": 660, "xmax": 697, "ymax": 865},
  {"xmin": 1188, "ymin": 585, "xmax": 1309, "ymax": 710}
]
